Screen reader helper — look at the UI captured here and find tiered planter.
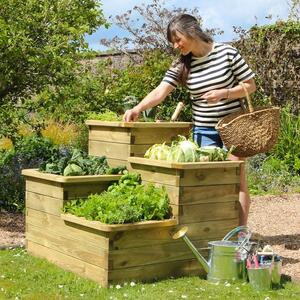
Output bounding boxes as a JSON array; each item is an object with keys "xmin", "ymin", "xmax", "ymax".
[
  {"xmin": 22, "ymin": 123, "xmax": 244, "ymax": 287},
  {"xmin": 22, "ymin": 168, "xmax": 203, "ymax": 287},
  {"xmin": 86, "ymin": 120, "xmax": 192, "ymax": 167},
  {"xmin": 128, "ymin": 157, "xmax": 243, "ymax": 241}
]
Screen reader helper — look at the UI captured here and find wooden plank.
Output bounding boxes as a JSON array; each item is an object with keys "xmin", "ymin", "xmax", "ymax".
[
  {"xmin": 26, "ymin": 191, "xmax": 64, "ymax": 216},
  {"xmin": 89, "ymin": 126, "xmax": 130, "ymax": 143},
  {"xmin": 176, "ymin": 201, "xmax": 239, "ymax": 223},
  {"xmin": 22, "ymin": 169, "xmax": 121, "ymax": 183},
  {"xmin": 61, "ymin": 213, "xmax": 178, "ymax": 232},
  {"xmin": 26, "ymin": 224, "xmax": 109, "ymax": 268},
  {"xmin": 27, "ymin": 241, "xmax": 109, "ymax": 287},
  {"xmin": 106, "ymin": 158, "xmax": 128, "ymax": 168},
  {"xmin": 109, "ymin": 219, "xmax": 238, "ymax": 250},
  {"xmin": 176, "ymin": 218, "xmax": 239, "ymax": 241},
  {"xmin": 128, "ymin": 156, "xmax": 244, "ymax": 169},
  {"xmin": 26, "ymin": 178, "xmax": 63, "ymax": 199},
  {"xmin": 108, "ymin": 259, "xmax": 204, "ymax": 283},
  {"xmin": 63, "ymin": 182, "xmax": 112, "ymax": 200},
  {"xmin": 26, "ymin": 209, "xmax": 109, "ymax": 248},
  {"xmin": 109, "ymin": 226, "xmax": 177, "ymax": 249},
  {"xmin": 89, "ymin": 141, "xmax": 150, "ymax": 159},
  {"xmin": 180, "ymin": 168, "xmax": 240, "ymax": 186},
  {"xmin": 89, "ymin": 140, "xmax": 130, "ymax": 160},
  {"xmin": 131, "ymin": 165, "xmax": 181, "ymax": 186},
  {"xmin": 86, "ymin": 120, "xmax": 192, "ymax": 128},
  {"xmin": 130, "ymin": 127, "xmax": 190, "ymax": 144},
  {"xmin": 109, "ymin": 240, "xmax": 209, "ymax": 269},
  {"xmin": 180, "ymin": 184, "xmax": 239, "ymax": 204},
  {"xmin": 141, "ymin": 183, "xmax": 239, "ymax": 206}
]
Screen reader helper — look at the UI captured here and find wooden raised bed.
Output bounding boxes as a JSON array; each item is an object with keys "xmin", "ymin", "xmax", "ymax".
[
  {"xmin": 86, "ymin": 120, "xmax": 192, "ymax": 167},
  {"xmin": 128, "ymin": 157, "xmax": 244, "ymax": 241},
  {"xmin": 22, "ymin": 168, "xmax": 205, "ymax": 287}
]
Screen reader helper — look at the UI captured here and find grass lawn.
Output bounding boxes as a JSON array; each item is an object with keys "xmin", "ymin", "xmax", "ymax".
[{"xmin": 0, "ymin": 247, "xmax": 300, "ymax": 300}]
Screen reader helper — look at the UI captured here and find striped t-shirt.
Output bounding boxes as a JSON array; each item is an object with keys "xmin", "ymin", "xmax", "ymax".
[{"xmin": 162, "ymin": 42, "xmax": 255, "ymax": 127}]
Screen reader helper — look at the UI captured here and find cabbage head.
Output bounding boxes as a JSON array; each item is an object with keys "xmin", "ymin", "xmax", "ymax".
[
  {"xmin": 63, "ymin": 163, "xmax": 84, "ymax": 176},
  {"xmin": 166, "ymin": 145, "xmax": 185, "ymax": 162},
  {"xmin": 178, "ymin": 140, "xmax": 199, "ymax": 162},
  {"xmin": 144, "ymin": 143, "xmax": 170, "ymax": 160}
]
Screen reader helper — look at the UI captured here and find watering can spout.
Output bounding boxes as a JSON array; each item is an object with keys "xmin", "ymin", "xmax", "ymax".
[{"xmin": 172, "ymin": 226, "xmax": 210, "ymax": 273}]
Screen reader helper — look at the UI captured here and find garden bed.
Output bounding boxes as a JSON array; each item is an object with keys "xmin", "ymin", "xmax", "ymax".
[
  {"xmin": 21, "ymin": 168, "xmax": 206, "ymax": 286},
  {"xmin": 85, "ymin": 120, "xmax": 192, "ymax": 167}
]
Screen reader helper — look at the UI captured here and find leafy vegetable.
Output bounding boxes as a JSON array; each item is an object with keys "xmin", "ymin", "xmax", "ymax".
[
  {"xmin": 144, "ymin": 135, "xmax": 232, "ymax": 162},
  {"xmin": 87, "ymin": 110, "xmax": 122, "ymax": 121},
  {"xmin": 144, "ymin": 142, "xmax": 170, "ymax": 160},
  {"xmin": 39, "ymin": 148, "xmax": 126, "ymax": 176},
  {"xmin": 63, "ymin": 172, "xmax": 171, "ymax": 224}
]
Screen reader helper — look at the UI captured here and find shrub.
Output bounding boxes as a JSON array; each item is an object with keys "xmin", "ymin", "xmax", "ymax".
[
  {"xmin": 0, "ymin": 136, "xmax": 57, "ymax": 212},
  {"xmin": 233, "ymin": 20, "xmax": 300, "ymax": 112},
  {"xmin": 247, "ymin": 154, "xmax": 300, "ymax": 195},
  {"xmin": 269, "ymin": 106, "xmax": 300, "ymax": 175}
]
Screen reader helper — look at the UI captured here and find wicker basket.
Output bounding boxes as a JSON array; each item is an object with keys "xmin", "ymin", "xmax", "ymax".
[{"xmin": 216, "ymin": 83, "xmax": 280, "ymax": 157}]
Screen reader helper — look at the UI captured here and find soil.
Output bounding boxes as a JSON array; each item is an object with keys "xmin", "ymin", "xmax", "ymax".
[{"xmin": 0, "ymin": 194, "xmax": 299, "ymax": 282}]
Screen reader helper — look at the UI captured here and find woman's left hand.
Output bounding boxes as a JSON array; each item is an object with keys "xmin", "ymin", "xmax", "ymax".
[{"xmin": 202, "ymin": 89, "xmax": 227, "ymax": 105}]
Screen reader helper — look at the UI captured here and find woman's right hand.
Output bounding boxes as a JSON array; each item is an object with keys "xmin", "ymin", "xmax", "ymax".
[{"xmin": 123, "ymin": 107, "xmax": 141, "ymax": 122}]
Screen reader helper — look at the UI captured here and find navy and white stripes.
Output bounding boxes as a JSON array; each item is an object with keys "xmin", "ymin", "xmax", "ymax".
[{"xmin": 162, "ymin": 43, "xmax": 255, "ymax": 127}]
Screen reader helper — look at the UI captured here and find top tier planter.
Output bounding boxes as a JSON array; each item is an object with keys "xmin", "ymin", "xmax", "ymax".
[{"xmin": 85, "ymin": 120, "xmax": 192, "ymax": 167}]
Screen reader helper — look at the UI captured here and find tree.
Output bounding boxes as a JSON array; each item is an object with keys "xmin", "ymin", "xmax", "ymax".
[
  {"xmin": 288, "ymin": 0, "xmax": 300, "ymax": 21},
  {"xmin": 100, "ymin": 0, "xmax": 223, "ymax": 57},
  {"xmin": 0, "ymin": 0, "xmax": 108, "ymax": 139}
]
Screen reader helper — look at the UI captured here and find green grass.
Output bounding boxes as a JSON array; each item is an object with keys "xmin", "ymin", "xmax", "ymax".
[{"xmin": 1, "ymin": 248, "xmax": 300, "ymax": 300}]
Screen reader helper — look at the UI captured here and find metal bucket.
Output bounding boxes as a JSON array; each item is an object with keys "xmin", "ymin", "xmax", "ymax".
[
  {"xmin": 271, "ymin": 259, "xmax": 282, "ymax": 286},
  {"xmin": 207, "ymin": 240, "xmax": 247, "ymax": 282},
  {"xmin": 247, "ymin": 265, "xmax": 272, "ymax": 290}
]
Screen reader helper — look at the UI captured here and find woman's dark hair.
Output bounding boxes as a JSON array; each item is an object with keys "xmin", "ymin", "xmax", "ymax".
[{"xmin": 167, "ymin": 14, "xmax": 213, "ymax": 84}]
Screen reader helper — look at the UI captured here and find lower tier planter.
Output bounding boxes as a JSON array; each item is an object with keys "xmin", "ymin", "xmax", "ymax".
[{"xmin": 22, "ymin": 169, "xmax": 206, "ymax": 286}]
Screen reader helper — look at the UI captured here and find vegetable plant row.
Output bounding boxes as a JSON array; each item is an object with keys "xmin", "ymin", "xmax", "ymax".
[
  {"xmin": 39, "ymin": 148, "xmax": 126, "ymax": 176},
  {"xmin": 63, "ymin": 172, "xmax": 171, "ymax": 224},
  {"xmin": 144, "ymin": 135, "xmax": 232, "ymax": 162}
]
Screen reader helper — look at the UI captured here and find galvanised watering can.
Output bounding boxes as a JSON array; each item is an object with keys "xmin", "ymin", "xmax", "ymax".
[{"xmin": 172, "ymin": 226, "xmax": 252, "ymax": 283}]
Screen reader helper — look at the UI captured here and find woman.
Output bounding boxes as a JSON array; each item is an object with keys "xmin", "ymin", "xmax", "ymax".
[{"xmin": 123, "ymin": 14, "xmax": 256, "ymax": 225}]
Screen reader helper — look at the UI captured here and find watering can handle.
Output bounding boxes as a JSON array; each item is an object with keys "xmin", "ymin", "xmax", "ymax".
[
  {"xmin": 222, "ymin": 226, "xmax": 251, "ymax": 251},
  {"xmin": 222, "ymin": 226, "xmax": 249, "ymax": 241}
]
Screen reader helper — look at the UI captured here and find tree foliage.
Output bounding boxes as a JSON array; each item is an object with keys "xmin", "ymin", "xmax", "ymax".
[
  {"xmin": 0, "ymin": 0, "xmax": 108, "ymax": 139},
  {"xmin": 100, "ymin": 0, "xmax": 223, "ymax": 58},
  {"xmin": 233, "ymin": 20, "xmax": 300, "ymax": 113}
]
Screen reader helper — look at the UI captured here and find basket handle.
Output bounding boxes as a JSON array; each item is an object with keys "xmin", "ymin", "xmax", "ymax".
[{"xmin": 239, "ymin": 82, "xmax": 254, "ymax": 113}]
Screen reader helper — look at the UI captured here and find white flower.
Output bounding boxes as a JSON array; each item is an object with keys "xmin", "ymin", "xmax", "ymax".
[
  {"xmin": 116, "ymin": 284, "xmax": 122, "ymax": 289},
  {"xmin": 168, "ymin": 290, "xmax": 174, "ymax": 293},
  {"xmin": 181, "ymin": 295, "xmax": 188, "ymax": 299},
  {"xmin": 80, "ymin": 294, "xmax": 84, "ymax": 297},
  {"xmin": 225, "ymin": 283, "xmax": 231, "ymax": 287},
  {"xmin": 58, "ymin": 285, "xmax": 64, "ymax": 288},
  {"xmin": 130, "ymin": 281, "xmax": 136, "ymax": 287}
]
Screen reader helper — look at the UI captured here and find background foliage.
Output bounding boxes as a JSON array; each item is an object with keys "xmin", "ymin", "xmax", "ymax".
[
  {"xmin": 233, "ymin": 21, "xmax": 300, "ymax": 112},
  {"xmin": 0, "ymin": 0, "xmax": 299, "ymax": 211},
  {"xmin": 0, "ymin": 0, "xmax": 108, "ymax": 140}
]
